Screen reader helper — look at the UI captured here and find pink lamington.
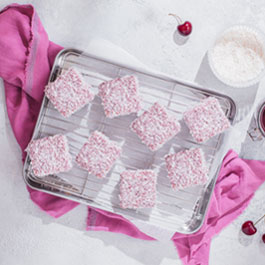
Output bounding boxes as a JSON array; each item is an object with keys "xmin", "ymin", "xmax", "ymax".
[
  {"xmin": 45, "ymin": 67, "xmax": 94, "ymax": 117},
  {"xmin": 76, "ymin": 131, "xmax": 122, "ymax": 178},
  {"xmin": 183, "ymin": 97, "xmax": 230, "ymax": 143},
  {"xmin": 27, "ymin": 135, "xmax": 73, "ymax": 177},
  {"xmin": 119, "ymin": 170, "xmax": 157, "ymax": 209},
  {"xmin": 98, "ymin": 75, "xmax": 141, "ymax": 118},
  {"xmin": 130, "ymin": 102, "xmax": 181, "ymax": 151},
  {"xmin": 165, "ymin": 148, "xmax": 208, "ymax": 190}
]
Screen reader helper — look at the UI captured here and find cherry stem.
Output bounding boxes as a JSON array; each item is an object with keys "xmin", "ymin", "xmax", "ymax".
[
  {"xmin": 168, "ymin": 13, "xmax": 182, "ymax": 25},
  {"xmin": 254, "ymin": 214, "xmax": 265, "ymax": 226}
]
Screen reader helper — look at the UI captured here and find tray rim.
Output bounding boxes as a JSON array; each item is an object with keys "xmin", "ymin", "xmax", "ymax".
[{"xmin": 22, "ymin": 48, "xmax": 237, "ymax": 234}]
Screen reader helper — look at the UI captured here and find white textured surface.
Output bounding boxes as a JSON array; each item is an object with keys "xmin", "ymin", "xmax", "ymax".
[{"xmin": 1, "ymin": 0, "xmax": 265, "ymax": 264}]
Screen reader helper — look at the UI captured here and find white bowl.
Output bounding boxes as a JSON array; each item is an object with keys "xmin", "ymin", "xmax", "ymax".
[{"xmin": 208, "ymin": 25, "xmax": 265, "ymax": 88}]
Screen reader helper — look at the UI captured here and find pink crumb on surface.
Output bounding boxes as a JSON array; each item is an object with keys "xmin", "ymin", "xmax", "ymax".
[
  {"xmin": 119, "ymin": 170, "xmax": 157, "ymax": 209},
  {"xmin": 27, "ymin": 134, "xmax": 73, "ymax": 177},
  {"xmin": 45, "ymin": 67, "xmax": 94, "ymax": 117},
  {"xmin": 76, "ymin": 131, "xmax": 122, "ymax": 178},
  {"xmin": 165, "ymin": 148, "xmax": 208, "ymax": 190},
  {"xmin": 183, "ymin": 97, "xmax": 230, "ymax": 143},
  {"xmin": 130, "ymin": 102, "xmax": 181, "ymax": 151},
  {"xmin": 98, "ymin": 75, "xmax": 141, "ymax": 118}
]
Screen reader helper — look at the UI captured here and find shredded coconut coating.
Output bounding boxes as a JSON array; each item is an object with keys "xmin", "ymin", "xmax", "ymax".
[
  {"xmin": 98, "ymin": 75, "xmax": 141, "ymax": 118},
  {"xmin": 45, "ymin": 68, "xmax": 94, "ymax": 117},
  {"xmin": 183, "ymin": 97, "xmax": 230, "ymax": 143},
  {"xmin": 119, "ymin": 170, "xmax": 157, "ymax": 209},
  {"xmin": 165, "ymin": 148, "xmax": 208, "ymax": 190},
  {"xmin": 130, "ymin": 102, "xmax": 181, "ymax": 151},
  {"xmin": 76, "ymin": 131, "xmax": 122, "ymax": 178},
  {"xmin": 27, "ymin": 135, "xmax": 73, "ymax": 177}
]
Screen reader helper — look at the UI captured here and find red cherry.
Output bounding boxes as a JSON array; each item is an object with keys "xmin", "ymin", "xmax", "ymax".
[
  {"xmin": 169, "ymin": 14, "xmax": 192, "ymax": 36},
  {"xmin": 178, "ymin": 21, "xmax": 192, "ymax": 36},
  {"xmin": 241, "ymin": 221, "xmax": 257, "ymax": 235},
  {"xmin": 262, "ymin": 234, "xmax": 265, "ymax": 243}
]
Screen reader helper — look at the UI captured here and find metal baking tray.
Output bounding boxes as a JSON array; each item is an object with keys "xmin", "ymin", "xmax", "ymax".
[{"xmin": 23, "ymin": 48, "xmax": 236, "ymax": 234}]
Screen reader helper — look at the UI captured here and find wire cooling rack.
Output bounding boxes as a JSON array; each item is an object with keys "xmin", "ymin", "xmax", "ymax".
[{"xmin": 23, "ymin": 49, "xmax": 236, "ymax": 234}]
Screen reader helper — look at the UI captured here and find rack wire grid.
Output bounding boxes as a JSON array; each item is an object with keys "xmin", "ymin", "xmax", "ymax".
[{"xmin": 23, "ymin": 49, "xmax": 236, "ymax": 234}]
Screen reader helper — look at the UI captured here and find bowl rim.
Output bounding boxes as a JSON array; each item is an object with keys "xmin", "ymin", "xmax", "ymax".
[{"xmin": 207, "ymin": 24, "xmax": 265, "ymax": 88}]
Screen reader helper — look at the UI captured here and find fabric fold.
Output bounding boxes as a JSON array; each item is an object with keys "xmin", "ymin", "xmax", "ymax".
[{"xmin": 0, "ymin": 3, "xmax": 79, "ymax": 217}]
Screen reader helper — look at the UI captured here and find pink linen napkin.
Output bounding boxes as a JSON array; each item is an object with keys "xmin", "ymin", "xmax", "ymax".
[
  {"xmin": 173, "ymin": 150, "xmax": 265, "ymax": 264},
  {"xmin": 1, "ymin": 4, "xmax": 265, "ymax": 265},
  {"xmin": 0, "ymin": 3, "xmax": 78, "ymax": 217}
]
